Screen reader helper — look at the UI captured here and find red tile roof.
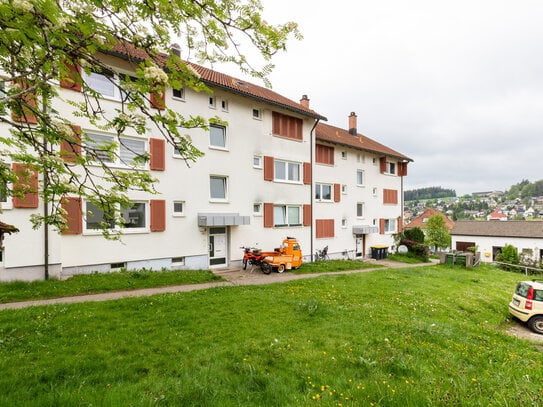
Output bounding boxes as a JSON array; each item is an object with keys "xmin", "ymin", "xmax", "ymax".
[
  {"xmin": 405, "ymin": 208, "xmax": 454, "ymax": 230},
  {"xmin": 108, "ymin": 41, "xmax": 326, "ymax": 120},
  {"xmin": 315, "ymin": 122, "xmax": 412, "ymax": 161},
  {"xmin": 452, "ymin": 220, "xmax": 543, "ymax": 238}
]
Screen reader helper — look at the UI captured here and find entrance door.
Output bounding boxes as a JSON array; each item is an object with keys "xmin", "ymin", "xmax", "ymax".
[
  {"xmin": 209, "ymin": 227, "xmax": 227, "ymax": 267},
  {"xmin": 356, "ymin": 236, "xmax": 364, "ymax": 258}
]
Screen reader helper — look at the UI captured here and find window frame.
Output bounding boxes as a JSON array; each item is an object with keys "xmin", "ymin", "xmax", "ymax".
[
  {"xmin": 253, "ymin": 155, "xmax": 263, "ymax": 169},
  {"xmin": 85, "ymin": 131, "xmax": 147, "ymax": 168},
  {"xmin": 384, "ymin": 218, "xmax": 397, "ymax": 233},
  {"xmin": 386, "ymin": 161, "xmax": 397, "ymax": 175},
  {"xmin": 252, "ymin": 108, "xmax": 262, "ymax": 120},
  {"xmin": 209, "ymin": 175, "xmax": 228, "ymax": 202},
  {"xmin": 273, "ymin": 204, "xmax": 302, "ymax": 227},
  {"xmin": 253, "ymin": 202, "xmax": 263, "ymax": 216},
  {"xmin": 172, "ymin": 86, "xmax": 185, "ymax": 100},
  {"xmin": 173, "ymin": 200, "xmax": 185, "ymax": 217},
  {"xmin": 209, "ymin": 124, "xmax": 227, "ymax": 150},
  {"xmin": 315, "ymin": 183, "xmax": 333, "ymax": 202},
  {"xmin": 356, "ymin": 202, "xmax": 365, "ymax": 218},
  {"xmin": 274, "ymin": 159, "xmax": 301, "ymax": 183},
  {"xmin": 83, "ymin": 200, "xmax": 149, "ymax": 234},
  {"xmin": 356, "ymin": 169, "xmax": 365, "ymax": 186},
  {"xmin": 82, "ymin": 68, "xmax": 119, "ymax": 100}
]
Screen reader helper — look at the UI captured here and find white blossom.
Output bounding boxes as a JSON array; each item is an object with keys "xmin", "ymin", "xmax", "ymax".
[
  {"xmin": 12, "ymin": 0, "xmax": 34, "ymax": 12},
  {"xmin": 143, "ymin": 65, "xmax": 168, "ymax": 86}
]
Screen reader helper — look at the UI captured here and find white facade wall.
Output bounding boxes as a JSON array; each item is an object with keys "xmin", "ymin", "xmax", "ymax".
[
  {"xmin": 314, "ymin": 143, "xmax": 403, "ymax": 259},
  {"xmin": 0, "ymin": 54, "xmax": 408, "ymax": 280},
  {"xmin": 452, "ymin": 234, "xmax": 543, "ymax": 263}
]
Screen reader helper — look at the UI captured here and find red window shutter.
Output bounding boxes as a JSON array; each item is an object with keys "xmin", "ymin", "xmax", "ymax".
[
  {"xmin": 303, "ymin": 204, "xmax": 311, "ymax": 227},
  {"xmin": 379, "ymin": 218, "xmax": 385, "ymax": 235},
  {"xmin": 263, "ymin": 203, "xmax": 274, "ymax": 227},
  {"xmin": 379, "ymin": 157, "xmax": 386, "ymax": 174},
  {"xmin": 12, "ymin": 163, "xmax": 38, "ymax": 208},
  {"xmin": 61, "ymin": 197, "xmax": 82, "ymax": 234},
  {"xmin": 11, "ymin": 80, "xmax": 38, "ymax": 124},
  {"xmin": 150, "ymin": 199, "xmax": 166, "ymax": 232},
  {"xmin": 59, "ymin": 60, "xmax": 82, "ymax": 92},
  {"xmin": 272, "ymin": 111, "xmax": 302, "ymax": 140},
  {"xmin": 149, "ymin": 138, "xmax": 165, "ymax": 171},
  {"xmin": 263, "ymin": 156, "xmax": 274, "ymax": 181},
  {"xmin": 60, "ymin": 125, "xmax": 82, "ymax": 163},
  {"xmin": 316, "ymin": 144, "xmax": 334, "ymax": 165},
  {"xmin": 398, "ymin": 162, "xmax": 408, "ymax": 176},
  {"xmin": 383, "ymin": 189, "xmax": 398, "ymax": 204},
  {"xmin": 303, "ymin": 162, "xmax": 312, "ymax": 185},
  {"xmin": 397, "ymin": 216, "xmax": 403, "ymax": 233},
  {"xmin": 334, "ymin": 184, "xmax": 341, "ymax": 202},
  {"xmin": 150, "ymin": 90, "xmax": 166, "ymax": 110},
  {"xmin": 316, "ymin": 219, "xmax": 334, "ymax": 238}
]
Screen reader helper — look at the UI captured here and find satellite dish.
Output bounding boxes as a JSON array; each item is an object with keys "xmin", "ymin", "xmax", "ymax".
[{"xmin": 398, "ymin": 245, "xmax": 408, "ymax": 254}]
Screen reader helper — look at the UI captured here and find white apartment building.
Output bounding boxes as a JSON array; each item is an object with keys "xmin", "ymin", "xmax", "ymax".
[{"xmin": 0, "ymin": 44, "xmax": 411, "ymax": 281}]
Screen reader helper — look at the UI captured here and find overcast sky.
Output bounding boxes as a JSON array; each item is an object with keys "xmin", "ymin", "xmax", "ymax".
[{"xmin": 216, "ymin": 0, "xmax": 543, "ymax": 196}]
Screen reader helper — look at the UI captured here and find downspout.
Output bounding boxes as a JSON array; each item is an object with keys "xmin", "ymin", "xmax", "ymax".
[{"xmin": 309, "ymin": 118, "xmax": 320, "ymax": 262}]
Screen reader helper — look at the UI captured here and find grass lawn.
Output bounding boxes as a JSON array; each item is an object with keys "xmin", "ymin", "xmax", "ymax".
[
  {"xmin": 0, "ymin": 269, "xmax": 223, "ymax": 304},
  {"xmin": 0, "ymin": 264, "xmax": 541, "ymax": 406},
  {"xmin": 293, "ymin": 259, "xmax": 383, "ymax": 274}
]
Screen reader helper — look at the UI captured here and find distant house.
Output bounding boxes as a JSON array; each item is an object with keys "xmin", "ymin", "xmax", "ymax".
[
  {"xmin": 404, "ymin": 208, "xmax": 454, "ymax": 232},
  {"xmin": 451, "ymin": 220, "xmax": 543, "ymax": 263},
  {"xmin": 486, "ymin": 209, "xmax": 508, "ymax": 221}
]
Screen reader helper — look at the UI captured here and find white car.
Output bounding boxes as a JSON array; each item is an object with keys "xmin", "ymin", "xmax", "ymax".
[{"xmin": 509, "ymin": 281, "xmax": 543, "ymax": 334}]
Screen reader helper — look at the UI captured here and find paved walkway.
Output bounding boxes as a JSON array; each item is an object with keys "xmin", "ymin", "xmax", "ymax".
[{"xmin": 0, "ymin": 260, "xmax": 433, "ymax": 310}]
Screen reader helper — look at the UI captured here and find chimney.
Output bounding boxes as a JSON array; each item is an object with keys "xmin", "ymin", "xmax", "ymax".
[
  {"xmin": 348, "ymin": 112, "xmax": 357, "ymax": 135},
  {"xmin": 300, "ymin": 94, "xmax": 310, "ymax": 108},
  {"xmin": 170, "ymin": 43, "xmax": 181, "ymax": 57}
]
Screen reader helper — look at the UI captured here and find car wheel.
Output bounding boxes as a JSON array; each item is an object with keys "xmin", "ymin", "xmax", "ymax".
[
  {"xmin": 277, "ymin": 264, "xmax": 285, "ymax": 273},
  {"xmin": 528, "ymin": 315, "xmax": 543, "ymax": 334}
]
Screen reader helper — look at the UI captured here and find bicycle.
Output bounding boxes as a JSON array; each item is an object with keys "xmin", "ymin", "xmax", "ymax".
[{"xmin": 315, "ymin": 246, "xmax": 330, "ymax": 261}]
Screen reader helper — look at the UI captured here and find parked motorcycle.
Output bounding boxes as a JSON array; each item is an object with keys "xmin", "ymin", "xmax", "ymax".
[{"xmin": 241, "ymin": 246, "xmax": 268, "ymax": 273}]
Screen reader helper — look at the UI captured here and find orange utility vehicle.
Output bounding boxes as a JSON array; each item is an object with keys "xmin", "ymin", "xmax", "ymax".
[{"xmin": 260, "ymin": 237, "xmax": 303, "ymax": 274}]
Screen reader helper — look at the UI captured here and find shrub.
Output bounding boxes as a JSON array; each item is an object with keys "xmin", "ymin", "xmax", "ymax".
[
  {"xmin": 404, "ymin": 227, "xmax": 425, "ymax": 243},
  {"xmin": 400, "ymin": 239, "xmax": 429, "ymax": 262},
  {"xmin": 496, "ymin": 244, "xmax": 519, "ymax": 271}
]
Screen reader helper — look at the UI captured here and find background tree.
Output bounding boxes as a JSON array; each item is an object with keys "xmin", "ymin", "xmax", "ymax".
[
  {"xmin": 0, "ymin": 0, "xmax": 300, "ymax": 235},
  {"xmin": 424, "ymin": 214, "xmax": 451, "ymax": 252}
]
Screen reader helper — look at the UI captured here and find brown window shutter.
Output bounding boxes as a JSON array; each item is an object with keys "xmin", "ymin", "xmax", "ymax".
[
  {"xmin": 60, "ymin": 125, "xmax": 82, "ymax": 163},
  {"xmin": 59, "ymin": 60, "xmax": 82, "ymax": 92},
  {"xmin": 263, "ymin": 203, "xmax": 274, "ymax": 227},
  {"xmin": 303, "ymin": 204, "xmax": 311, "ymax": 227},
  {"xmin": 263, "ymin": 156, "xmax": 274, "ymax": 181},
  {"xmin": 383, "ymin": 189, "xmax": 398, "ymax": 204},
  {"xmin": 397, "ymin": 216, "xmax": 403, "ymax": 233},
  {"xmin": 11, "ymin": 80, "xmax": 38, "ymax": 124},
  {"xmin": 379, "ymin": 157, "xmax": 386, "ymax": 174},
  {"xmin": 316, "ymin": 219, "xmax": 334, "ymax": 238},
  {"xmin": 150, "ymin": 90, "xmax": 166, "ymax": 110},
  {"xmin": 149, "ymin": 138, "xmax": 165, "ymax": 171},
  {"xmin": 61, "ymin": 197, "xmax": 82, "ymax": 234},
  {"xmin": 303, "ymin": 162, "xmax": 312, "ymax": 185},
  {"xmin": 12, "ymin": 163, "xmax": 38, "ymax": 208},
  {"xmin": 398, "ymin": 162, "xmax": 408, "ymax": 176},
  {"xmin": 379, "ymin": 218, "xmax": 385, "ymax": 235},
  {"xmin": 334, "ymin": 184, "xmax": 341, "ymax": 202},
  {"xmin": 150, "ymin": 199, "xmax": 166, "ymax": 232}
]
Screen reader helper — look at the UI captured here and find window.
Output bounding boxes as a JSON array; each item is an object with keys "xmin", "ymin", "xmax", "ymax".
[
  {"xmin": 357, "ymin": 202, "xmax": 365, "ymax": 217},
  {"xmin": 221, "ymin": 99, "xmax": 228, "ymax": 111},
  {"xmin": 86, "ymin": 133, "xmax": 146, "ymax": 166},
  {"xmin": 274, "ymin": 205, "xmax": 301, "ymax": 227},
  {"xmin": 315, "ymin": 183, "xmax": 332, "ymax": 201},
  {"xmin": 210, "ymin": 176, "xmax": 227, "ymax": 200},
  {"xmin": 357, "ymin": 170, "xmax": 365, "ymax": 186},
  {"xmin": 84, "ymin": 68, "xmax": 116, "ymax": 98},
  {"xmin": 173, "ymin": 201, "xmax": 185, "ymax": 216},
  {"xmin": 172, "ymin": 87, "xmax": 184, "ymax": 100},
  {"xmin": 253, "ymin": 155, "xmax": 262, "ymax": 169},
  {"xmin": 341, "ymin": 151, "xmax": 347, "ymax": 160},
  {"xmin": 384, "ymin": 218, "xmax": 397, "ymax": 233},
  {"xmin": 342, "ymin": 218, "xmax": 347, "ymax": 228},
  {"xmin": 210, "ymin": 124, "xmax": 226, "ymax": 148},
  {"xmin": 386, "ymin": 161, "xmax": 396, "ymax": 175},
  {"xmin": 85, "ymin": 201, "xmax": 116, "ymax": 230},
  {"xmin": 357, "ymin": 154, "xmax": 364, "ymax": 163},
  {"xmin": 0, "ymin": 162, "xmax": 11, "ymax": 209},
  {"xmin": 341, "ymin": 184, "xmax": 347, "ymax": 194},
  {"xmin": 372, "ymin": 187, "xmax": 378, "ymax": 196},
  {"xmin": 252, "ymin": 108, "xmax": 262, "ymax": 119},
  {"xmin": 316, "ymin": 144, "xmax": 334, "ymax": 165},
  {"xmin": 274, "ymin": 160, "xmax": 300, "ymax": 183},
  {"xmin": 120, "ymin": 202, "xmax": 146, "ymax": 229},
  {"xmin": 209, "ymin": 96, "xmax": 216, "ymax": 108},
  {"xmin": 253, "ymin": 203, "xmax": 262, "ymax": 215}
]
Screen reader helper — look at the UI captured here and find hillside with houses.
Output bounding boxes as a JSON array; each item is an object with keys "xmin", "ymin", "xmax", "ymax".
[{"xmin": 404, "ymin": 181, "xmax": 543, "ymax": 223}]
